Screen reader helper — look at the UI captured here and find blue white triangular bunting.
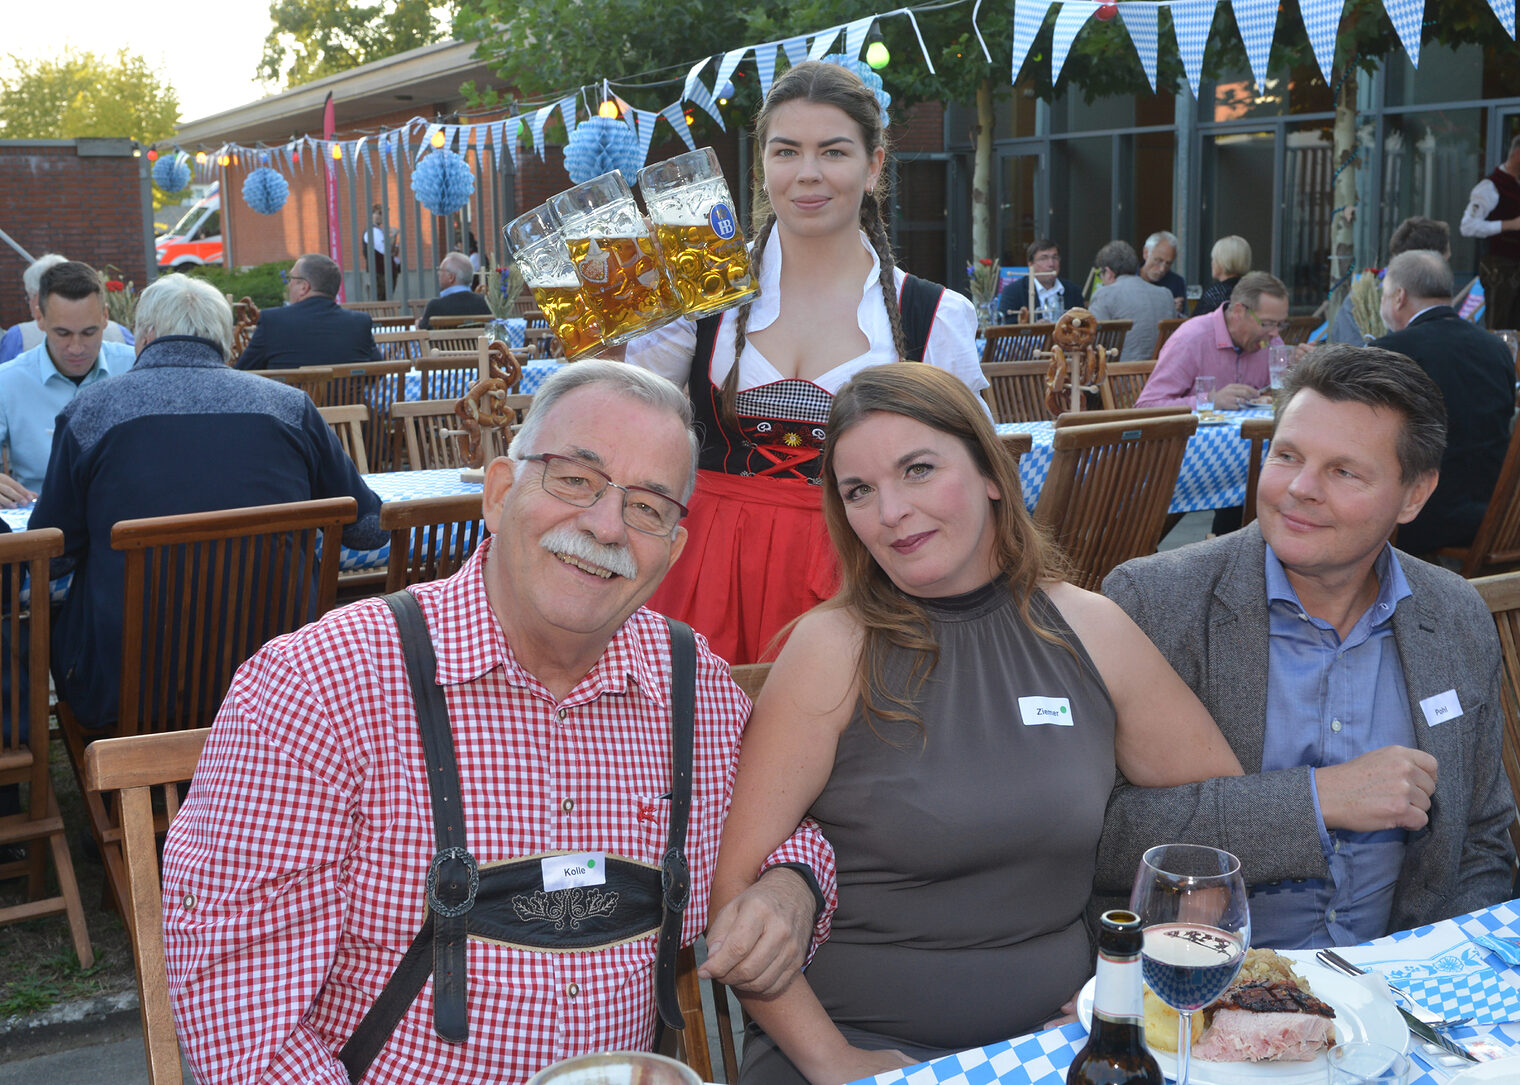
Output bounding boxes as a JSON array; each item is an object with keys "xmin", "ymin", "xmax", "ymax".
[
  {"xmin": 715, "ymin": 47, "xmax": 747, "ymax": 94},
  {"xmin": 660, "ymin": 103, "xmax": 697, "ymax": 151},
  {"xmin": 1171, "ymin": 0, "xmax": 1216, "ymax": 98},
  {"xmin": 422, "ymin": 124, "xmax": 441, "ymax": 161},
  {"xmin": 1384, "ymin": 0, "xmax": 1426, "ymax": 68},
  {"xmin": 1485, "ymin": 0, "xmax": 1516, "ymax": 37},
  {"xmin": 754, "ymin": 42, "xmax": 780, "ymax": 100},
  {"xmin": 632, "ymin": 109, "xmax": 659, "ymax": 169},
  {"xmin": 780, "ymin": 34, "xmax": 810, "ymax": 67},
  {"xmin": 559, "ymin": 96, "xmax": 578, "ymax": 139},
  {"xmin": 808, "ymin": 27, "xmax": 841, "ymax": 60},
  {"xmin": 1117, "ymin": 2, "xmax": 1160, "ymax": 91},
  {"xmin": 529, "ymin": 105, "xmax": 554, "ymax": 159},
  {"xmin": 1012, "ymin": 0, "xmax": 1052, "ymax": 83},
  {"xmin": 843, "ymin": 17, "xmax": 872, "ymax": 60},
  {"xmin": 1301, "ymin": 0, "xmax": 1347, "ymax": 83},
  {"xmin": 1051, "ymin": 3, "xmax": 1094, "ymax": 87},
  {"xmin": 489, "ymin": 121, "xmax": 503, "ymax": 167},
  {"xmin": 683, "ymin": 58, "xmax": 726, "ymax": 130},
  {"xmin": 1234, "ymin": 0, "xmax": 1281, "ymax": 92}
]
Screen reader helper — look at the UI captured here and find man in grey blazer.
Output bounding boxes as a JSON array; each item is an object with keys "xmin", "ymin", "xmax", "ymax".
[{"xmin": 1099, "ymin": 345, "xmax": 1515, "ymax": 948}]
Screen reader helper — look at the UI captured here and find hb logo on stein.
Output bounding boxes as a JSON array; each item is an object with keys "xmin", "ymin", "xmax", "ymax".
[{"xmin": 709, "ymin": 203, "xmax": 737, "ymax": 241}]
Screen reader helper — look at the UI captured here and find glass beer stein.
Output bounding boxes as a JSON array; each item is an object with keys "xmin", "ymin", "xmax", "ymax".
[
  {"xmin": 638, "ymin": 147, "xmax": 758, "ymax": 318},
  {"xmin": 547, "ymin": 171, "xmax": 684, "ymax": 347},
  {"xmin": 503, "ymin": 204, "xmax": 604, "ymax": 361}
]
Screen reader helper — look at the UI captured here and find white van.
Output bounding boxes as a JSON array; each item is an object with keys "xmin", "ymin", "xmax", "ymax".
[{"xmin": 156, "ymin": 184, "xmax": 223, "ymax": 271}]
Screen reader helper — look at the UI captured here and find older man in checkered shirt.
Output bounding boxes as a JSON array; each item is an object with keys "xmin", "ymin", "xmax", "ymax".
[{"xmin": 162, "ymin": 362, "xmax": 835, "ymax": 1085}]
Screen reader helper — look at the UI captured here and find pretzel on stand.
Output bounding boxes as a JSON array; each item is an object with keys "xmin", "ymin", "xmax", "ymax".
[
  {"xmin": 450, "ymin": 340, "xmax": 524, "ymax": 469},
  {"xmin": 1042, "ymin": 307, "xmax": 1111, "ymax": 416}
]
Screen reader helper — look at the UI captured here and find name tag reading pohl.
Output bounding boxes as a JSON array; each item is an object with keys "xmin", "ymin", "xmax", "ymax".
[
  {"xmin": 1418, "ymin": 689, "xmax": 1463, "ymax": 727},
  {"xmin": 542, "ymin": 852, "xmax": 608, "ymax": 892}
]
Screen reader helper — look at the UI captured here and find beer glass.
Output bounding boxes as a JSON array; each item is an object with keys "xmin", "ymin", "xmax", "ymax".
[
  {"xmin": 638, "ymin": 147, "xmax": 758, "ymax": 318},
  {"xmin": 503, "ymin": 204, "xmax": 603, "ymax": 361},
  {"xmin": 548, "ymin": 171, "xmax": 684, "ymax": 347}
]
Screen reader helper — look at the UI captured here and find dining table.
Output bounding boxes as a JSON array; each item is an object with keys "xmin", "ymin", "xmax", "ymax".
[
  {"xmin": 403, "ymin": 359, "xmax": 564, "ymax": 401},
  {"xmin": 995, "ymin": 406, "xmax": 1273, "ymax": 515},
  {"xmin": 851, "ymin": 897, "xmax": 1520, "ymax": 1085}
]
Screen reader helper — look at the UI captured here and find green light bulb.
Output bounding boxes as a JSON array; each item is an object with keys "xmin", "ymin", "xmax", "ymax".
[{"xmin": 866, "ymin": 41, "xmax": 890, "ymax": 70}]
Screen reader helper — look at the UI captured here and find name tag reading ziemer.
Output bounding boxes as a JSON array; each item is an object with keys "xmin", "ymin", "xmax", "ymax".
[{"xmin": 542, "ymin": 852, "xmax": 608, "ymax": 892}]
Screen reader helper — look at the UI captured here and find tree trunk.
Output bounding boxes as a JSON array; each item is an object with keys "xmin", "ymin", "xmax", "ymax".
[
  {"xmin": 972, "ymin": 77, "xmax": 993, "ymax": 262},
  {"xmin": 1329, "ymin": 67, "xmax": 1358, "ymax": 316}
]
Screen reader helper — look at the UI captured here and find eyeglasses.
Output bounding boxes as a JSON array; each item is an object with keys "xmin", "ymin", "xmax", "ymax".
[
  {"xmin": 521, "ymin": 453, "xmax": 688, "ymax": 537},
  {"xmin": 1244, "ymin": 307, "xmax": 1287, "ymax": 332}
]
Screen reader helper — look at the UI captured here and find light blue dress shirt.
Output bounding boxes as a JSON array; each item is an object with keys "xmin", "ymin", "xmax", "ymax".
[
  {"xmin": 0, "ymin": 339, "xmax": 136, "ymax": 492},
  {"xmin": 1249, "ymin": 543, "xmax": 1416, "ymax": 949},
  {"xmin": 438, "ymin": 284, "xmax": 472, "ymax": 297}
]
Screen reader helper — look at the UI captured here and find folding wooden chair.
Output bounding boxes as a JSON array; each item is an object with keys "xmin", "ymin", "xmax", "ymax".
[
  {"xmin": 1034, "ymin": 414, "xmax": 1199, "ymax": 590},
  {"xmin": 1434, "ymin": 419, "xmax": 1520, "ymax": 577},
  {"xmin": 380, "ymin": 494, "xmax": 489, "ymax": 593},
  {"xmin": 83, "ymin": 728, "xmax": 209, "ymax": 1085},
  {"xmin": 394, "ymin": 397, "xmax": 530, "ymax": 471},
  {"xmin": 1099, "ymin": 360, "xmax": 1157, "ymax": 410},
  {"xmin": 1469, "ymin": 572, "xmax": 1520, "ymax": 859},
  {"xmin": 375, "ymin": 329, "xmax": 427, "ymax": 362},
  {"xmin": 0, "ymin": 528, "xmax": 92, "ymax": 967},
  {"xmin": 1094, "ymin": 319, "xmax": 1132, "ymax": 359},
  {"xmin": 426, "ymin": 313, "xmax": 490, "ymax": 331},
  {"xmin": 317, "ymin": 404, "xmax": 371, "ymax": 474},
  {"xmin": 981, "ymin": 361, "xmax": 1053, "ymax": 423},
  {"xmin": 371, "ymin": 315, "xmax": 417, "ymax": 333},
  {"xmin": 667, "ymin": 943, "xmax": 742, "ymax": 1082},
  {"xmin": 1238, "ymin": 416, "xmax": 1275, "ymax": 526},
  {"xmin": 58, "ymin": 497, "xmax": 355, "ymax": 917},
  {"xmin": 341, "ymin": 299, "xmax": 402, "ymax": 317},
  {"xmin": 415, "ymin": 355, "xmax": 483, "ymax": 400},
  {"xmin": 1154, "ymin": 317, "xmax": 1185, "ymax": 354},
  {"xmin": 248, "ymin": 365, "xmax": 332, "ymax": 407},
  {"xmin": 319, "ymin": 360, "xmax": 412, "ymax": 471},
  {"xmin": 1053, "ymin": 406, "xmax": 1190, "ymax": 428},
  {"xmin": 979, "ymin": 323, "xmax": 1055, "ymax": 365},
  {"xmin": 407, "ymin": 297, "xmax": 431, "ymax": 322},
  {"xmin": 428, "ymin": 328, "xmax": 486, "ymax": 355}
]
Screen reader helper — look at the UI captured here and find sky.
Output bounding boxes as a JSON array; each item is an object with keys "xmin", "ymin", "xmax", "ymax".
[{"xmin": 10, "ymin": 1, "xmax": 279, "ymax": 124}]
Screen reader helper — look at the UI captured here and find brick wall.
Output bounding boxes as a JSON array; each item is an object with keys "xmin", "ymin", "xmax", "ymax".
[{"xmin": 0, "ymin": 139, "xmax": 149, "ymax": 328}]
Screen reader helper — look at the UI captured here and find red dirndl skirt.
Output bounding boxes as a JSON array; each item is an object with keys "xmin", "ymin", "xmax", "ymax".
[{"xmin": 647, "ymin": 469, "xmax": 839, "ymax": 665}]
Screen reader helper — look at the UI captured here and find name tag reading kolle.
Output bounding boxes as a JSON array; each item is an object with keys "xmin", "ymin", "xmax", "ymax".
[{"xmin": 542, "ymin": 852, "xmax": 608, "ymax": 892}]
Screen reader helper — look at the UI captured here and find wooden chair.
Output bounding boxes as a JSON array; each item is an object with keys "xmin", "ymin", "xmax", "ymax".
[
  {"xmin": 1279, "ymin": 315, "xmax": 1321, "ymax": 345},
  {"xmin": 407, "ymin": 297, "xmax": 432, "ymax": 322},
  {"xmin": 979, "ymin": 323, "xmax": 1055, "ymax": 365},
  {"xmin": 1054, "ymin": 405, "xmax": 1190, "ymax": 428},
  {"xmin": 669, "ymin": 943, "xmax": 742, "ymax": 1082},
  {"xmin": 380, "ymin": 494, "xmax": 489, "ymax": 593},
  {"xmin": 375, "ymin": 329, "xmax": 428, "ymax": 362},
  {"xmin": 317, "ymin": 404, "xmax": 371, "ymax": 474},
  {"xmin": 1238, "ymin": 416, "xmax": 1275, "ymax": 526},
  {"xmin": 426, "ymin": 313, "xmax": 490, "ymax": 331},
  {"xmin": 415, "ymin": 355, "xmax": 483, "ymax": 400},
  {"xmin": 1434, "ymin": 419, "xmax": 1520, "ymax": 577},
  {"xmin": 57, "ymin": 497, "xmax": 355, "ymax": 917},
  {"xmin": 1470, "ymin": 572, "xmax": 1520, "ymax": 859},
  {"xmin": 342, "ymin": 299, "xmax": 402, "ymax": 317},
  {"xmin": 1154, "ymin": 317, "xmax": 1185, "ymax": 354},
  {"xmin": 1099, "ymin": 360, "xmax": 1156, "ymax": 410},
  {"xmin": 1033, "ymin": 414, "xmax": 1199, "ymax": 590},
  {"xmin": 371, "ymin": 315, "xmax": 417, "ymax": 333},
  {"xmin": 0, "ymin": 528, "xmax": 93, "ymax": 968},
  {"xmin": 1095, "ymin": 319, "xmax": 1132, "ymax": 360},
  {"xmin": 83, "ymin": 728, "xmax": 209, "ymax": 1085},
  {"xmin": 982, "ymin": 361, "xmax": 1053, "ymax": 424},
  {"xmin": 394, "ymin": 397, "xmax": 530, "ymax": 471},
  {"xmin": 524, "ymin": 326, "xmax": 564, "ymax": 360},
  {"xmin": 428, "ymin": 328, "xmax": 486, "ymax": 355},
  {"xmin": 319, "ymin": 360, "xmax": 412, "ymax": 472},
  {"xmin": 248, "ymin": 365, "xmax": 332, "ymax": 406}
]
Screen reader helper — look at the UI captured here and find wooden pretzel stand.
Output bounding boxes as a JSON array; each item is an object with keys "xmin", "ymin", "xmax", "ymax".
[
  {"xmin": 1040, "ymin": 307, "xmax": 1112, "ymax": 416},
  {"xmin": 449, "ymin": 339, "xmax": 524, "ymax": 482}
]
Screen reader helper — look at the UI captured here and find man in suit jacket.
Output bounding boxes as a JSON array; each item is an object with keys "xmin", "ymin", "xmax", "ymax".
[
  {"xmin": 418, "ymin": 251, "xmax": 492, "ymax": 329},
  {"xmin": 1098, "ymin": 345, "xmax": 1515, "ymax": 948},
  {"xmin": 1372, "ymin": 249, "xmax": 1515, "ymax": 554},
  {"xmin": 236, "ymin": 254, "xmax": 381, "ymax": 370},
  {"xmin": 995, "ymin": 239, "xmax": 1085, "ymax": 323}
]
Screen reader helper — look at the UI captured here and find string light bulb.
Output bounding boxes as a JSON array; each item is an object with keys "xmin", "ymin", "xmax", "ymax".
[
  {"xmin": 195, "ymin": 151, "xmax": 207, "ymax": 164},
  {"xmin": 146, "ymin": 148, "xmax": 159, "ymax": 161},
  {"xmin": 331, "ymin": 144, "xmax": 342, "ymax": 160},
  {"xmin": 430, "ymin": 129, "xmax": 446, "ymax": 148},
  {"xmin": 865, "ymin": 22, "xmax": 890, "ymax": 70},
  {"xmin": 218, "ymin": 154, "xmax": 230, "ymax": 167},
  {"xmin": 598, "ymin": 100, "xmax": 619, "ymax": 119}
]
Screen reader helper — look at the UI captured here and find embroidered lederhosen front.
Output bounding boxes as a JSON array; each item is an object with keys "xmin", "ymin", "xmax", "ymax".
[{"xmin": 339, "ymin": 591, "xmax": 696, "ymax": 1083}]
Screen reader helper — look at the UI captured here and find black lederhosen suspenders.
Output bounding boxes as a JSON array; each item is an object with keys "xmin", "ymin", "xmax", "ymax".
[{"xmin": 339, "ymin": 591, "xmax": 696, "ymax": 1082}]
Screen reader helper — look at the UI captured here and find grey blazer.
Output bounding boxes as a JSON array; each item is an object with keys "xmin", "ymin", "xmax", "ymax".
[{"xmin": 1098, "ymin": 525, "xmax": 1515, "ymax": 934}]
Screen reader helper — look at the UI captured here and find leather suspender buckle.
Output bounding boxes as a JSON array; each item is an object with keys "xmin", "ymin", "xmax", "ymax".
[
  {"xmin": 660, "ymin": 846, "xmax": 690, "ymax": 914},
  {"xmin": 427, "ymin": 847, "xmax": 481, "ymax": 918}
]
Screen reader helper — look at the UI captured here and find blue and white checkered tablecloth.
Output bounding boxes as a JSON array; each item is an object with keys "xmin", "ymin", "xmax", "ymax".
[
  {"xmin": 996, "ymin": 407, "xmax": 1273, "ymax": 515},
  {"xmin": 338, "ymin": 468, "xmax": 484, "ymax": 572},
  {"xmin": 402, "ymin": 361, "xmax": 564, "ymax": 401},
  {"xmin": 853, "ymin": 899, "xmax": 1520, "ymax": 1085}
]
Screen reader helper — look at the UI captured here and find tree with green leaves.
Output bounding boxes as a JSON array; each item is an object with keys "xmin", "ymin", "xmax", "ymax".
[
  {"xmin": 0, "ymin": 48, "xmax": 180, "ymax": 142},
  {"xmin": 260, "ymin": 0, "xmax": 453, "ymax": 89}
]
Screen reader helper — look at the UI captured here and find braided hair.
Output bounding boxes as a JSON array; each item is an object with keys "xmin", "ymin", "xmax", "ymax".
[{"xmin": 719, "ymin": 61, "xmax": 908, "ymax": 433}]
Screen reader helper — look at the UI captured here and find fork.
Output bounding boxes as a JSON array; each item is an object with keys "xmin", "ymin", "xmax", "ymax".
[{"xmin": 1314, "ymin": 948, "xmax": 1473, "ymax": 1029}]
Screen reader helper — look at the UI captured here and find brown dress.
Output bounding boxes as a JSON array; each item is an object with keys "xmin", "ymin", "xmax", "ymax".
[{"xmin": 741, "ymin": 582, "xmax": 1117, "ymax": 1083}]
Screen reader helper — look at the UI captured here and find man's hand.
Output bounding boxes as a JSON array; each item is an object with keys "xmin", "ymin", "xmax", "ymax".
[
  {"xmin": 1216, "ymin": 382, "xmax": 1261, "ymax": 410},
  {"xmin": 0, "ymin": 473, "xmax": 37, "ymax": 509},
  {"xmin": 701, "ymin": 866, "xmax": 816, "ymax": 997},
  {"xmin": 1316, "ymin": 745, "xmax": 1437, "ymax": 832}
]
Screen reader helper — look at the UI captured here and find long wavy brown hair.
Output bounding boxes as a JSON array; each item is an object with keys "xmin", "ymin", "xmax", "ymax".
[
  {"xmin": 819, "ymin": 364, "xmax": 1070, "ymax": 730},
  {"xmin": 720, "ymin": 61, "xmax": 907, "ymax": 432}
]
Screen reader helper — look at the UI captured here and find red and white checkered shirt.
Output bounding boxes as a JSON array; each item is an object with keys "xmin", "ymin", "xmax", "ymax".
[{"xmin": 162, "ymin": 539, "xmax": 835, "ymax": 1085}]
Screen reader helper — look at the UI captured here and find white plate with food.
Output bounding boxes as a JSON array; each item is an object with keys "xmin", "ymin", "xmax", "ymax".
[
  {"xmin": 1447, "ymin": 1056, "xmax": 1520, "ymax": 1083},
  {"xmin": 1077, "ymin": 953, "xmax": 1407, "ymax": 1085}
]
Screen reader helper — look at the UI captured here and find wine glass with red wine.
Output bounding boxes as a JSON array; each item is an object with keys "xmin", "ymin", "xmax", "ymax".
[{"xmin": 1129, "ymin": 844, "xmax": 1250, "ymax": 1085}]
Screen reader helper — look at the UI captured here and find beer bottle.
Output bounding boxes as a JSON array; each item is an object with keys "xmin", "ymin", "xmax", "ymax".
[{"xmin": 1066, "ymin": 909, "xmax": 1163, "ymax": 1085}]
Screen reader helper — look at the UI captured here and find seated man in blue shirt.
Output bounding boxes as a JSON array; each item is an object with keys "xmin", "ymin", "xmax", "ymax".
[
  {"xmin": 0, "ymin": 253, "xmax": 134, "ymax": 365},
  {"xmin": 0, "ymin": 261, "xmax": 136, "ymax": 507},
  {"xmin": 1095, "ymin": 345, "xmax": 1515, "ymax": 948}
]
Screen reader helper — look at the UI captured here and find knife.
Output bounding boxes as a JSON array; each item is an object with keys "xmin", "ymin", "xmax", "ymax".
[{"xmin": 1398, "ymin": 1005, "xmax": 1479, "ymax": 1063}]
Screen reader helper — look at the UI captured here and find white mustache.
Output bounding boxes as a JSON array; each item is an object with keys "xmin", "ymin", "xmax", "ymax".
[{"xmin": 540, "ymin": 525, "xmax": 638, "ymax": 579}]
